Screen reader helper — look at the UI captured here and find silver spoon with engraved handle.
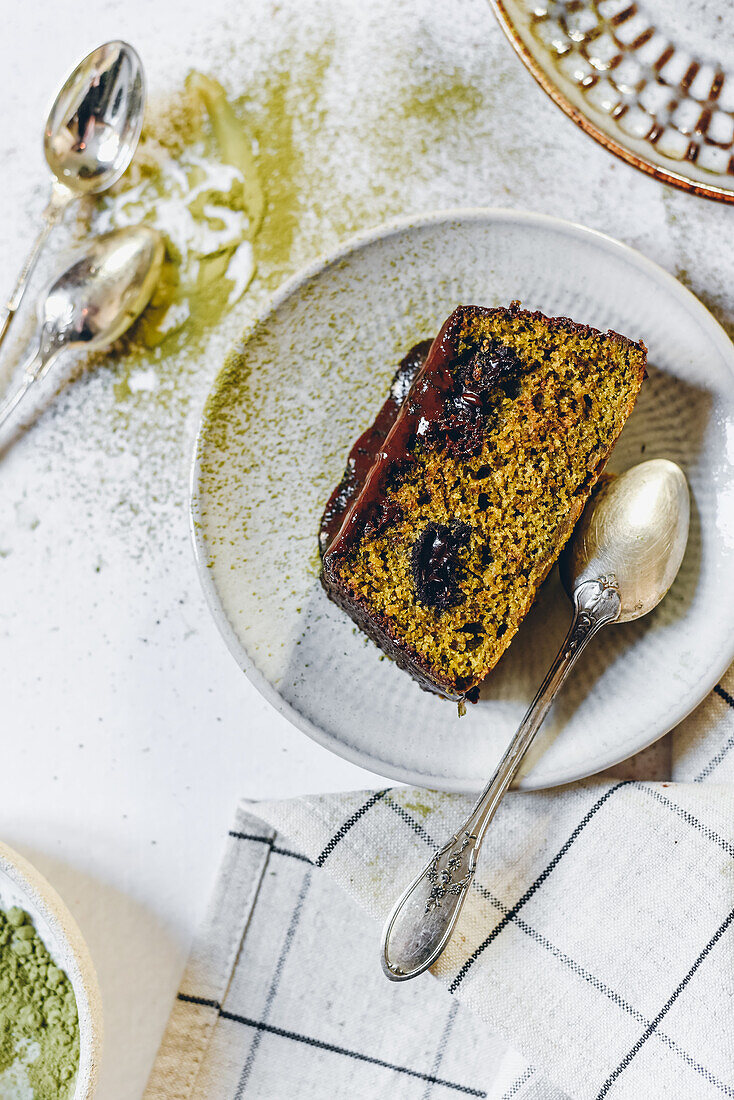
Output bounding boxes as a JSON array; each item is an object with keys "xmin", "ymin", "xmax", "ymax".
[
  {"xmin": 0, "ymin": 227, "xmax": 163, "ymax": 432},
  {"xmin": 0, "ymin": 41, "xmax": 145, "ymax": 351},
  {"xmin": 381, "ymin": 459, "xmax": 690, "ymax": 981}
]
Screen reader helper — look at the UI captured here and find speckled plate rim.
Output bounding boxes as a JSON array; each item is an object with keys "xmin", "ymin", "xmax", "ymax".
[
  {"xmin": 190, "ymin": 206, "xmax": 734, "ymax": 792},
  {"xmin": 488, "ymin": 0, "xmax": 734, "ymax": 205},
  {"xmin": 0, "ymin": 841, "xmax": 102, "ymax": 1099}
]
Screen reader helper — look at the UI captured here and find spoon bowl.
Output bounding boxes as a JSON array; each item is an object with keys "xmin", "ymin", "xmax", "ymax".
[
  {"xmin": 44, "ymin": 41, "xmax": 145, "ymax": 195},
  {"xmin": 0, "ymin": 226, "xmax": 164, "ymax": 431},
  {"xmin": 560, "ymin": 460, "xmax": 690, "ymax": 621},
  {"xmin": 41, "ymin": 226, "xmax": 164, "ymax": 353}
]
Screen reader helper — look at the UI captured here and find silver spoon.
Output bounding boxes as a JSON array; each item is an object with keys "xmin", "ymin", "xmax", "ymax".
[
  {"xmin": 381, "ymin": 459, "xmax": 689, "ymax": 981},
  {"xmin": 0, "ymin": 227, "xmax": 164, "ymax": 431},
  {"xmin": 0, "ymin": 41, "xmax": 145, "ymax": 350}
]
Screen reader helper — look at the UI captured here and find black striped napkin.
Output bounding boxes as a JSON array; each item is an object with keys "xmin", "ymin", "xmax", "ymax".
[{"xmin": 146, "ymin": 671, "xmax": 734, "ymax": 1099}]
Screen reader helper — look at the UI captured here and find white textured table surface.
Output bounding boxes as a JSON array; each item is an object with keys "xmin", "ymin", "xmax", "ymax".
[{"xmin": 0, "ymin": 1, "xmax": 730, "ymax": 1096}]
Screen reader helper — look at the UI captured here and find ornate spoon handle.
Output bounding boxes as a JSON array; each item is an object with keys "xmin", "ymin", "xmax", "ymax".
[
  {"xmin": 0, "ymin": 181, "xmax": 74, "ymax": 352},
  {"xmin": 0, "ymin": 331, "xmax": 59, "ymax": 431},
  {"xmin": 380, "ymin": 575, "xmax": 621, "ymax": 981}
]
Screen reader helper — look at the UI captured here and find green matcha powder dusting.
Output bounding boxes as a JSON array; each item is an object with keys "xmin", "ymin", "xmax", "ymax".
[
  {"xmin": 90, "ymin": 71, "xmax": 266, "ymax": 358},
  {"xmin": 0, "ymin": 908, "xmax": 78, "ymax": 1099}
]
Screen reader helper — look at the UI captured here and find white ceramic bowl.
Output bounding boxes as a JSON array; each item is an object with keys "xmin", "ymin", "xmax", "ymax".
[
  {"xmin": 0, "ymin": 842, "xmax": 102, "ymax": 1099},
  {"xmin": 192, "ymin": 208, "xmax": 734, "ymax": 792}
]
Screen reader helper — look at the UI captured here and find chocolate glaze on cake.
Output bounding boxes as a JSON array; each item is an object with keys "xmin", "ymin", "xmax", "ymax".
[
  {"xmin": 324, "ymin": 311, "xmax": 524, "ymax": 561},
  {"xmin": 320, "ymin": 312, "xmax": 519, "ymax": 702},
  {"xmin": 319, "ymin": 340, "xmax": 432, "ymax": 555}
]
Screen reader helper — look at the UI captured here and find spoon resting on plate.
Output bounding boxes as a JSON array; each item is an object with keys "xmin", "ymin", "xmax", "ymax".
[
  {"xmin": 381, "ymin": 459, "xmax": 690, "ymax": 981},
  {"xmin": 0, "ymin": 226, "xmax": 164, "ymax": 432},
  {"xmin": 0, "ymin": 41, "xmax": 145, "ymax": 350}
]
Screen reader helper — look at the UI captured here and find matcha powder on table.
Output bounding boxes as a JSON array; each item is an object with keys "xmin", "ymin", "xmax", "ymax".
[{"xmin": 0, "ymin": 908, "xmax": 79, "ymax": 1099}]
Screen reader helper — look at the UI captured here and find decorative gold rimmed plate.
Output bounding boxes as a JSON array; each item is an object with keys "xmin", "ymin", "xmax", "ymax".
[
  {"xmin": 191, "ymin": 209, "xmax": 734, "ymax": 793},
  {"xmin": 490, "ymin": 0, "xmax": 734, "ymax": 202}
]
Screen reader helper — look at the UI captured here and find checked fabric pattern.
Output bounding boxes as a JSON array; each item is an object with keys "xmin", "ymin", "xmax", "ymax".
[
  {"xmin": 146, "ymin": 668, "xmax": 734, "ymax": 1099},
  {"xmin": 144, "ymin": 806, "xmax": 525, "ymax": 1099}
]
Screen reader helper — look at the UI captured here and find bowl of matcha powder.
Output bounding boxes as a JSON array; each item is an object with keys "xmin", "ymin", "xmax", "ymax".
[{"xmin": 0, "ymin": 842, "xmax": 102, "ymax": 1099}]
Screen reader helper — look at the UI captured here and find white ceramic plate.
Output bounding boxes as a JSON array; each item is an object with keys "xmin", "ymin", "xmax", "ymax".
[
  {"xmin": 490, "ymin": 0, "xmax": 734, "ymax": 203},
  {"xmin": 0, "ymin": 842, "xmax": 102, "ymax": 1099},
  {"xmin": 191, "ymin": 209, "xmax": 734, "ymax": 792}
]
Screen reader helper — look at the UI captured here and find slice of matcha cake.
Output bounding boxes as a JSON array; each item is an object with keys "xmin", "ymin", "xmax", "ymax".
[{"xmin": 320, "ymin": 304, "xmax": 646, "ymax": 702}]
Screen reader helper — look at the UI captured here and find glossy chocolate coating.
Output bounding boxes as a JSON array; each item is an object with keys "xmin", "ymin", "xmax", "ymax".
[
  {"xmin": 318, "ymin": 340, "xmax": 432, "ymax": 556},
  {"xmin": 323, "ymin": 311, "xmax": 523, "ymax": 561}
]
